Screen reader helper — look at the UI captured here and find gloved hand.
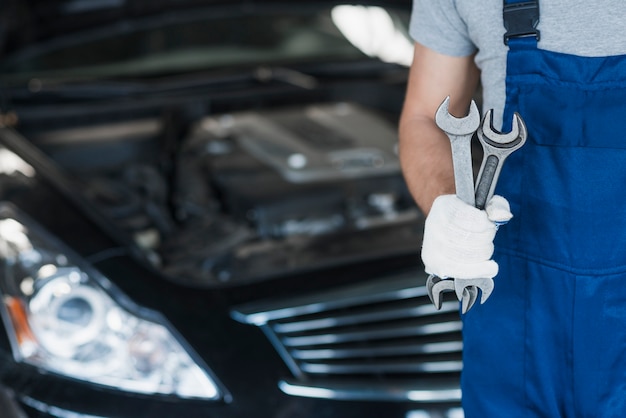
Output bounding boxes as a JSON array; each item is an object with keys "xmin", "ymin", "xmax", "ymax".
[{"xmin": 421, "ymin": 194, "xmax": 512, "ymax": 280}]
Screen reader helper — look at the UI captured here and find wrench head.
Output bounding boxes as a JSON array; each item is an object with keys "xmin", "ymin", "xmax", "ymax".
[
  {"xmin": 427, "ymin": 275, "xmax": 454, "ymax": 310},
  {"xmin": 460, "ymin": 286, "xmax": 478, "ymax": 314},
  {"xmin": 454, "ymin": 277, "xmax": 494, "ymax": 306},
  {"xmin": 479, "ymin": 109, "xmax": 527, "ymax": 148},
  {"xmin": 427, "ymin": 275, "xmax": 479, "ymax": 313},
  {"xmin": 435, "ymin": 96, "xmax": 480, "ymax": 136}
]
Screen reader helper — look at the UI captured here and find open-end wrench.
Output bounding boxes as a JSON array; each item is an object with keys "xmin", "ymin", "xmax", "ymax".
[
  {"xmin": 434, "ymin": 96, "xmax": 479, "ymax": 205},
  {"xmin": 451, "ymin": 109, "xmax": 527, "ymax": 305},
  {"xmin": 474, "ymin": 109, "xmax": 527, "ymax": 210},
  {"xmin": 426, "ymin": 97, "xmax": 480, "ymax": 313}
]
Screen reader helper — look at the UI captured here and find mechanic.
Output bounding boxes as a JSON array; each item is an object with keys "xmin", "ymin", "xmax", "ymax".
[{"xmin": 398, "ymin": 0, "xmax": 626, "ymax": 416}]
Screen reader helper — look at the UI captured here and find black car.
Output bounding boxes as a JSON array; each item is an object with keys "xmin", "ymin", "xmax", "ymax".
[{"xmin": 0, "ymin": 1, "xmax": 464, "ymax": 417}]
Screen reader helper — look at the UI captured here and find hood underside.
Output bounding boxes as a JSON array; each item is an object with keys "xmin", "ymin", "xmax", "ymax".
[{"xmin": 0, "ymin": 0, "xmax": 409, "ymax": 59}]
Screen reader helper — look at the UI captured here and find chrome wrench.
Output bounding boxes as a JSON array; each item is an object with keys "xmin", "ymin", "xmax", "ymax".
[
  {"xmin": 435, "ymin": 96, "xmax": 479, "ymax": 206},
  {"xmin": 474, "ymin": 109, "xmax": 527, "ymax": 210},
  {"xmin": 426, "ymin": 97, "xmax": 480, "ymax": 312}
]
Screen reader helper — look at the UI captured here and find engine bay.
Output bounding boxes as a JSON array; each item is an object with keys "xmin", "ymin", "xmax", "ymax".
[{"xmin": 35, "ymin": 102, "xmax": 423, "ymax": 287}]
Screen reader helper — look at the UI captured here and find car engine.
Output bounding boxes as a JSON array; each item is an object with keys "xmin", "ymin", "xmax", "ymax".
[{"xmin": 73, "ymin": 102, "xmax": 422, "ymax": 286}]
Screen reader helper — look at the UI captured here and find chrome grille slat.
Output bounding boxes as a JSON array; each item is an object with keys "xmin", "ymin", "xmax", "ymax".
[
  {"xmin": 231, "ymin": 270, "xmax": 463, "ymax": 403},
  {"xmin": 279, "ymin": 378, "xmax": 462, "ymax": 402},
  {"xmin": 273, "ymin": 301, "xmax": 459, "ymax": 334},
  {"xmin": 231, "ymin": 272, "xmax": 429, "ymax": 325},
  {"xmin": 290, "ymin": 340, "xmax": 463, "ymax": 360},
  {"xmin": 281, "ymin": 321, "xmax": 462, "ymax": 347},
  {"xmin": 300, "ymin": 360, "xmax": 463, "ymax": 374}
]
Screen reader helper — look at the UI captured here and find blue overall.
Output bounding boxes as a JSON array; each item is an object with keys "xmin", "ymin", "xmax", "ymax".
[{"xmin": 461, "ymin": 2, "xmax": 626, "ymax": 416}]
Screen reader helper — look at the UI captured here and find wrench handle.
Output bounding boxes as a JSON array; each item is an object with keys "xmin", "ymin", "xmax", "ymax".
[
  {"xmin": 474, "ymin": 111, "xmax": 527, "ymax": 210},
  {"xmin": 474, "ymin": 154, "xmax": 501, "ymax": 210},
  {"xmin": 450, "ymin": 137, "xmax": 476, "ymax": 207}
]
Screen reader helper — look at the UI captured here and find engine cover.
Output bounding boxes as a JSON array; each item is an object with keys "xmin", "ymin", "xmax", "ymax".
[
  {"xmin": 218, "ymin": 102, "xmax": 400, "ymax": 183},
  {"xmin": 179, "ymin": 102, "xmax": 410, "ymax": 234}
]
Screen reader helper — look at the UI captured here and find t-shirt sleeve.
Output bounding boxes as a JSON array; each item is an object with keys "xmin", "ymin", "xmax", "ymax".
[{"xmin": 409, "ymin": 0, "xmax": 476, "ymax": 57}]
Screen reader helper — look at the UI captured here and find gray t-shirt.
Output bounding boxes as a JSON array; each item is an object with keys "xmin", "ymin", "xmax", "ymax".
[{"xmin": 409, "ymin": 0, "xmax": 626, "ymax": 128}]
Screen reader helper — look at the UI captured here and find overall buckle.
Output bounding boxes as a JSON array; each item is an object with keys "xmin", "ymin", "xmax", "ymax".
[{"xmin": 503, "ymin": 1, "xmax": 540, "ymax": 45}]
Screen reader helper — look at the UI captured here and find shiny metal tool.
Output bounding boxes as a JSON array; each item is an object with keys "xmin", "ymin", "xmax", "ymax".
[{"xmin": 426, "ymin": 97, "xmax": 527, "ymax": 313}]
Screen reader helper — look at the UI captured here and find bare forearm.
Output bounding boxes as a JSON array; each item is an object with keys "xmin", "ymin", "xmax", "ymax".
[
  {"xmin": 399, "ymin": 115, "xmax": 454, "ymax": 214},
  {"xmin": 398, "ymin": 43, "xmax": 479, "ymax": 215}
]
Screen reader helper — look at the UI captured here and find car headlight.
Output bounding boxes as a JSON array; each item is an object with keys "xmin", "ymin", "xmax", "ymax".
[{"xmin": 0, "ymin": 203, "xmax": 224, "ymax": 400}]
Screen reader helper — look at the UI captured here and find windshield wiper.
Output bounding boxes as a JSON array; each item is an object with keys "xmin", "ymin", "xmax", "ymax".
[{"xmin": 2, "ymin": 66, "xmax": 323, "ymax": 102}]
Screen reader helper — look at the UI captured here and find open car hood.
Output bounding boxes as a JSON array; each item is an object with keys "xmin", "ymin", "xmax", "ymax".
[{"xmin": 1, "ymin": 0, "xmax": 409, "ymax": 58}]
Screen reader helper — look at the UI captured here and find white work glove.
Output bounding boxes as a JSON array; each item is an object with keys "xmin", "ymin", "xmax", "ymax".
[{"xmin": 421, "ymin": 194, "xmax": 512, "ymax": 280}]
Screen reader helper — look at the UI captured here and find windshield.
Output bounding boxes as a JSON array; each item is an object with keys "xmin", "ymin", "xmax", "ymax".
[{"xmin": 0, "ymin": 4, "xmax": 412, "ymax": 83}]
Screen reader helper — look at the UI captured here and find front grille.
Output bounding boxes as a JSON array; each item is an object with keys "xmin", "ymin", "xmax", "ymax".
[{"xmin": 231, "ymin": 271, "xmax": 463, "ymax": 403}]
